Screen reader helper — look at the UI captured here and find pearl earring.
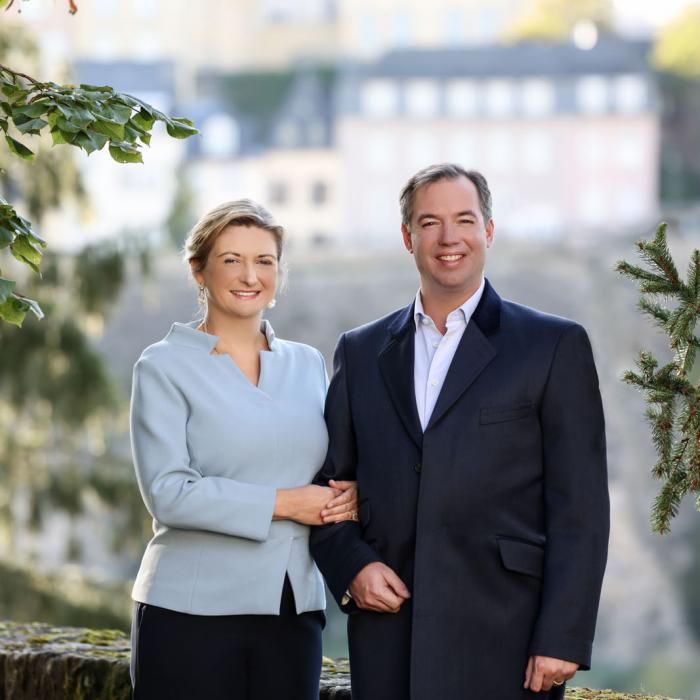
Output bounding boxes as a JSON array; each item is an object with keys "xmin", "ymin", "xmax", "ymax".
[{"xmin": 267, "ymin": 299, "xmax": 277, "ymax": 309}]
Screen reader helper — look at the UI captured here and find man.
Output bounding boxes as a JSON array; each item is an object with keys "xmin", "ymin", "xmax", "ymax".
[{"xmin": 310, "ymin": 164, "xmax": 609, "ymax": 700}]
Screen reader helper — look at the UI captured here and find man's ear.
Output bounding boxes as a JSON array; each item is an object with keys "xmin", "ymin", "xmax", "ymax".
[
  {"xmin": 401, "ymin": 223, "xmax": 413, "ymax": 254},
  {"xmin": 485, "ymin": 219, "xmax": 495, "ymax": 248}
]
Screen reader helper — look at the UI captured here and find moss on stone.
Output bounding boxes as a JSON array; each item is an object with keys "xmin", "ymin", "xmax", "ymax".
[{"xmin": 0, "ymin": 621, "xmax": 685, "ymax": 700}]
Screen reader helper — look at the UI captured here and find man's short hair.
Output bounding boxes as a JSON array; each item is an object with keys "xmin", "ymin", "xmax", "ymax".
[{"xmin": 399, "ymin": 163, "xmax": 493, "ymax": 228}]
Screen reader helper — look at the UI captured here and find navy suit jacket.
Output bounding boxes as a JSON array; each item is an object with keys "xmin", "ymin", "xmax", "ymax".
[{"xmin": 310, "ymin": 280, "xmax": 609, "ymax": 700}]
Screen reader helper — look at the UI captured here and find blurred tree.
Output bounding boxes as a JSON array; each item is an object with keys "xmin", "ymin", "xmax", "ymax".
[
  {"xmin": 165, "ymin": 168, "xmax": 196, "ymax": 250},
  {"xmin": 652, "ymin": 5, "xmax": 700, "ymax": 204},
  {"xmin": 502, "ymin": 0, "xmax": 613, "ymax": 42},
  {"xmin": 0, "ymin": 0, "xmax": 197, "ymax": 326},
  {"xmin": 0, "ymin": 8, "xmax": 155, "ymax": 576},
  {"xmin": 652, "ymin": 4, "xmax": 700, "ymax": 79}
]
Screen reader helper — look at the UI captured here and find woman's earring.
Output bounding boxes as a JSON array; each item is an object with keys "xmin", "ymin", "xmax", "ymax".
[
  {"xmin": 267, "ymin": 298, "xmax": 277, "ymax": 309},
  {"xmin": 198, "ymin": 285, "xmax": 207, "ymax": 304}
]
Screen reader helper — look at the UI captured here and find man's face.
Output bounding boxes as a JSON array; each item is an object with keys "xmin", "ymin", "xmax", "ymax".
[{"xmin": 402, "ymin": 176, "xmax": 494, "ymax": 300}]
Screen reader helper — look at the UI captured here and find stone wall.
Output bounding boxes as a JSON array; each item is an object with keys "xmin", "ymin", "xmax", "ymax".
[{"xmin": 0, "ymin": 621, "xmax": 680, "ymax": 700}]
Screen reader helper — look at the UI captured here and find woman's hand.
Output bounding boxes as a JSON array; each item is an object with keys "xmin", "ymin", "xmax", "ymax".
[
  {"xmin": 320, "ymin": 479, "xmax": 359, "ymax": 524},
  {"xmin": 273, "ymin": 485, "xmax": 341, "ymax": 526}
]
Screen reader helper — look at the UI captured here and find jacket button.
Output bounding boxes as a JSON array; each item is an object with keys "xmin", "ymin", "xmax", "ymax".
[{"xmin": 414, "ymin": 462, "xmax": 422, "ymax": 473}]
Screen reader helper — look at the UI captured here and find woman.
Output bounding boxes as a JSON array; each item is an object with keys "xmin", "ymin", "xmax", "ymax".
[{"xmin": 129, "ymin": 199, "xmax": 357, "ymax": 699}]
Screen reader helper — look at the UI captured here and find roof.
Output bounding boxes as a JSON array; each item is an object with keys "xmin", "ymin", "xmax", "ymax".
[{"xmin": 365, "ymin": 37, "xmax": 652, "ymax": 79}]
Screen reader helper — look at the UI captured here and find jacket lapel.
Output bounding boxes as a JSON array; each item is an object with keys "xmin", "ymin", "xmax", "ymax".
[
  {"xmin": 425, "ymin": 279, "xmax": 501, "ymax": 432},
  {"xmin": 378, "ymin": 303, "xmax": 423, "ymax": 449}
]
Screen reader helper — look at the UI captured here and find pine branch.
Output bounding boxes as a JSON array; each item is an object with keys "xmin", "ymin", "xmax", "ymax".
[{"xmin": 618, "ymin": 222, "xmax": 700, "ymax": 532}]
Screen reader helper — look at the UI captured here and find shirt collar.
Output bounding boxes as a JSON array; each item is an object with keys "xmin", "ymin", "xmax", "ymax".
[
  {"xmin": 413, "ymin": 276, "xmax": 486, "ymax": 330},
  {"xmin": 166, "ymin": 318, "xmax": 277, "ymax": 351}
]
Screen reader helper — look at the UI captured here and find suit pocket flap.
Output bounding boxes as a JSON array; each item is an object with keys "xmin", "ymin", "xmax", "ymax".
[
  {"xmin": 480, "ymin": 403, "xmax": 534, "ymax": 425},
  {"xmin": 497, "ymin": 537, "xmax": 544, "ymax": 579}
]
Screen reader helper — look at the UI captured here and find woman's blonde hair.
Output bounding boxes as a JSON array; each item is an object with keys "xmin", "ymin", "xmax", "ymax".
[{"xmin": 183, "ymin": 199, "xmax": 285, "ymax": 273}]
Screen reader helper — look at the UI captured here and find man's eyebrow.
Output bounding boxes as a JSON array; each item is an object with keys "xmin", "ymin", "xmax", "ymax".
[{"xmin": 416, "ymin": 210, "xmax": 478, "ymax": 222}]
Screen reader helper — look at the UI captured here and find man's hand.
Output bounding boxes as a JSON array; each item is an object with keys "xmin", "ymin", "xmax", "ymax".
[
  {"xmin": 348, "ymin": 562, "xmax": 410, "ymax": 613},
  {"xmin": 524, "ymin": 655, "xmax": 578, "ymax": 692}
]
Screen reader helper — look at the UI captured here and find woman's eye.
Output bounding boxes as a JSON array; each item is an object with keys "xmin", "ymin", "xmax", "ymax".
[
  {"xmin": 224, "ymin": 258, "xmax": 238, "ymax": 264},
  {"xmin": 258, "ymin": 260, "xmax": 273, "ymax": 265}
]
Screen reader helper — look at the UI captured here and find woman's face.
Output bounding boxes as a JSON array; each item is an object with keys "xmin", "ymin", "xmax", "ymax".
[{"xmin": 193, "ymin": 225, "xmax": 279, "ymax": 321}]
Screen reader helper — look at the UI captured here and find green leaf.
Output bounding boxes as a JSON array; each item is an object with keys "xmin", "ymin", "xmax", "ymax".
[
  {"xmin": 166, "ymin": 118, "xmax": 198, "ymax": 139},
  {"xmin": 0, "ymin": 277, "xmax": 15, "ymax": 303},
  {"xmin": 10, "ymin": 234, "xmax": 43, "ymax": 272},
  {"xmin": 132, "ymin": 110, "xmax": 155, "ymax": 131},
  {"xmin": 0, "ymin": 294, "xmax": 29, "ymax": 326},
  {"xmin": 0, "ymin": 225, "xmax": 14, "ymax": 249},
  {"xmin": 55, "ymin": 116, "xmax": 83, "ymax": 133},
  {"xmin": 50, "ymin": 127, "xmax": 68, "ymax": 145},
  {"xmin": 5, "ymin": 134, "xmax": 34, "ymax": 160},
  {"xmin": 12, "ymin": 102, "xmax": 49, "ymax": 119},
  {"xmin": 15, "ymin": 117, "xmax": 49, "ymax": 135},
  {"xmin": 90, "ymin": 119, "xmax": 125, "ymax": 140},
  {"xmin": 108, "ymin": 143, "xmax": 143, "ymax": 164},
  {"xmin": 21, "ymin": 295, "xmax": 44, "ymax": 320},
  {"xmin": 78, "ymin": 83, "xmax": 113, "ymax": 93},
  {"xmin": 102, "ymin": 103, "xmax": 133, "ymax": 125},
  {"xmin": 0, "ymin": 101, "xmax": 12, "ymax": 116}
]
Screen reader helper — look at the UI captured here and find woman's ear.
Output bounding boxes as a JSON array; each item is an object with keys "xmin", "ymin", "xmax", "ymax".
[{"xmin": 189, "ymin": 259, "xmax": 203, "ymax": 287}]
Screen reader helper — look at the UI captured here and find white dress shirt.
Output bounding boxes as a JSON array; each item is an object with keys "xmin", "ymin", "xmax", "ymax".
[{"xmin": 413, "ymin": 277, "xmax": 485, "ymax": 431}]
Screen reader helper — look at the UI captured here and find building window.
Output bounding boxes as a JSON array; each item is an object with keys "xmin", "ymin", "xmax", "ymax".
[
  {"xmin": 521, "ymin": 79, "xmax": 555, "ymax": 117},
  {"xmin": 485, "ymin": 130, "xmax": 513, "ymax": 172},
  {"xmin": 484, "ymin": 80, "xmax": 514, "ymax": 118},
  {"xmin": 405, "ymin": 80, "xmax": 440, "ymax": 119},
  {"xmin": 615, "ymin": 134, "xmax": 644, "ymax": 170},
  {"xmin": 446, "ymin": 132, "xmax": 477, "ymax": 167},
  {"xmin": 446, "ymin": 80, "xmax": 478, "ymax": 118},
  {"xmin": 201, "ymin": 114, "xmax": 240, "ymax": 159},
  {"xmin": 614, "ymin": 74, "xmax": 647, "ymax": 115},
  {"xmin": 406, "ymin": 132, "xmax": 440, "ymax": 173},
  {"xmin": 269, "ymin": 182, "xmax": 288, "ymax": 205},
  {"xmin": 275, "ymin": 121, "xmax": 300, "ymax": 148},
  {"xmin": 361, "ymin": 80, "xmax": 399, "ymax": 118},
  {"xmin": 576, "ymin": 75, "xmax": 608, "ymax": 115},
  {"xmin": 311, "ymin": 181, "xmax": 328, "ymax": 206},
  {"xmin": 366, "ymin": 132, "xmax": 397, "ymax": 173},
  {"xmin": 579, "ymin": 186, "xmax": 606, "ymax": 226},
  {"xmin": 521, "ymin": 131, "xmax": 553, "ymax": 174},
  {"xmin": 576, "ymin": 127, "xmax": 606, "ymax": 170},
  {"xmin": 133, "ymin": 0, "xmax": 157, "ymax": 19}
]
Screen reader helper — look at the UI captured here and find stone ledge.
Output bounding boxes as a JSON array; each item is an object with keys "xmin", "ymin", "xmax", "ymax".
[{"xmin": 0, "ymin": 621, "xmax": 681, "ymax": 700}]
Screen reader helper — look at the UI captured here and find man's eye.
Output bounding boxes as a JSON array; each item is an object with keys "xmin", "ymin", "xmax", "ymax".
[
  {"xmin": 458, "ymin": 219, "xmax": 475, "ymax": 225},
  {"xmin": 423, "ymin": 221, "xmax": 437, "ymax": 227}
]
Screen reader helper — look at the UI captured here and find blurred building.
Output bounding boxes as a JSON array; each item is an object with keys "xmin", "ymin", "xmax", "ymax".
[{"xmin": 6, "ymin": 4, "xmax": 662, "ymax": 247}]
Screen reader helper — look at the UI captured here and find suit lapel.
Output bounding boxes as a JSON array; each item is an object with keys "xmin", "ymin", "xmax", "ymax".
[
  {"xmin": 378, "ymin": 303, "xmax": 423, "ymax": 449},
  {"xmin": 425, "ymin": 279, "xmax": 502, "ymax": 432}
]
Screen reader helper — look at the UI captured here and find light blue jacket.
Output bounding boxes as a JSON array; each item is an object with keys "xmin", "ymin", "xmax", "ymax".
[{"xmin": 130, "ymin": 320, "xmax": 328, "ymax": 615}]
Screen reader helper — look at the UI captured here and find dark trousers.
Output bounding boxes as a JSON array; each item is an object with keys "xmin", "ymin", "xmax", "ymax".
[{"xmin": 130, "ymin": 576, "xmax": 324, "ymax": 700}]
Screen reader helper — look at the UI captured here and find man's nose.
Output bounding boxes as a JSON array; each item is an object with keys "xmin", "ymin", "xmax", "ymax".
[{"xmin": 439, "ymin": 223, "xmax": 460, "ymax": 244}]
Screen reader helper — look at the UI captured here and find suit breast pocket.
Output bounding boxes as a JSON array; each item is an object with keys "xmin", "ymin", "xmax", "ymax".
[{"xmin": 480, "ymin": 403, "xmax": 535, "ymax": 425}]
